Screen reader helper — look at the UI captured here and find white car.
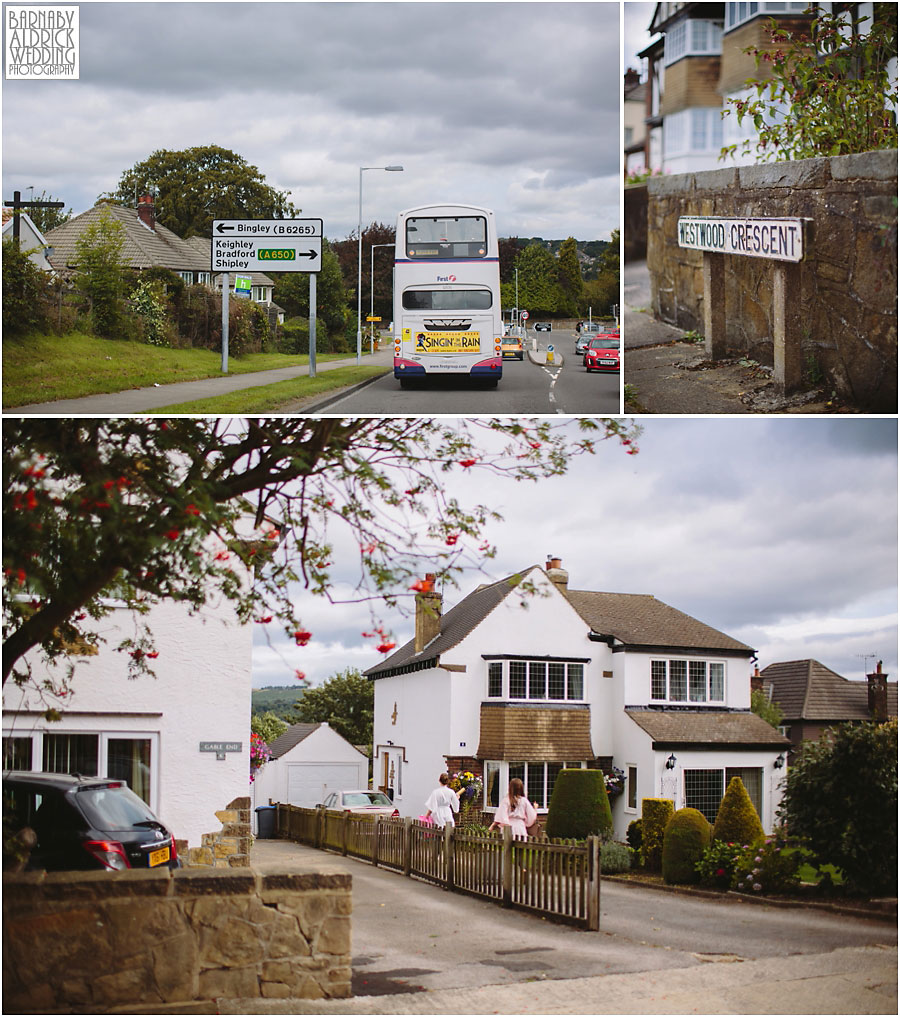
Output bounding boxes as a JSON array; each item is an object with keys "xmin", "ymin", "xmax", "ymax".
[{"xmin": 321, "ymin": 790, "xmax": 399, "ymax": 817}]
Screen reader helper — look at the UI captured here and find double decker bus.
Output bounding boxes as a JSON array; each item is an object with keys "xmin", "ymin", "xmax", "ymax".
[{"xmin": 392, "ymin": 204, "xmax": 503, "ymax": 387}]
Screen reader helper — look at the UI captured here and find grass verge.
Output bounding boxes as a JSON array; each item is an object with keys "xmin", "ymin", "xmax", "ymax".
[
  {"xmin": 2, "ymin": 332, "xmax": 351, "ymax": 407},
  {"xmin": 153, "ymin": 366, "xmax": 389, "ymax": 414}
]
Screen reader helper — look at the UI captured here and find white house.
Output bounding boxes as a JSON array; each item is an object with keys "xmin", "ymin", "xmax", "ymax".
[
  {"xmin": 2, "ymin": 593, "xmax": 253, "ymax": 851},
  {"xmin": 252, "ymin": 721, "xmax": 369, "ymax": 817},
  {"xmin": 365, "ymin": 560, "xmax": 788, "ymax": 841}
]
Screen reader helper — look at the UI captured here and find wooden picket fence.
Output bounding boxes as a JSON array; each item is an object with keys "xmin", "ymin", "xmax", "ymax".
[{"xmin": 273, "ymin": 804, "xmax": 601, "ymax": 930}]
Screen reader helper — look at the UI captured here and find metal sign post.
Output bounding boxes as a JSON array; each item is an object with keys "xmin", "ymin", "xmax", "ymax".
[
  {"xmin": 309, "ymin": 273, "xmax": 317, "ymax": 378},
  {"xmin": 221, "ymin": 272, "xmax": 229, "ymax": 373}
]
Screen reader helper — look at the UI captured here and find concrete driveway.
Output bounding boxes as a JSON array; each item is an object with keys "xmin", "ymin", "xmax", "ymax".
[{"xmin": 238, "ymin": 838, "xmax": 897, "ymax": 1015}]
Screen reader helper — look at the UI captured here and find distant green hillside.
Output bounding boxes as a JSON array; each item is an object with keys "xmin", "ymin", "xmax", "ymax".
[{"xmin": 252, "ymin": 685, "xmax": 303, "ymax": 719}]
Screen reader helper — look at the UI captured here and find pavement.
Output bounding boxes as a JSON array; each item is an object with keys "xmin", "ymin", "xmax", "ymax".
[
  {"xmin": 182, "ymin": 837, "xmax": 898, "ymax": 1017},
  {"xmin": 623, "ymin": 260, "xmax": 836, "ymax": 414},
  {"xmin": 9, "ymin": 346, "xmax": 394, "ymax": 416}
]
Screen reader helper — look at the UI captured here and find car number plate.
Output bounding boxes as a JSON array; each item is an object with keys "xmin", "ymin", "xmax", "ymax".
[{"xmin": 148, "ymin": 846, "xmax": 170, "ymax": 867}]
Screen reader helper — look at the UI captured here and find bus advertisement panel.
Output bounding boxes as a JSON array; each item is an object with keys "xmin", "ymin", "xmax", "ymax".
[{"xmin": 393, "ymin": 205, "xmax": 503, "ymax": 387}]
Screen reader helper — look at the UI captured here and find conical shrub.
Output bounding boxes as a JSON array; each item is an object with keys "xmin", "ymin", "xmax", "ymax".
[
  {"xmin": 545, "ymin": 769, "xmax": 613, "ymax": 840},
  {"xmin": 712, "ymin": 776, "xmax": 764, "ymax": 846},
  {"xmin": 662, "ymin": 808, "xmax": 712, "ymax": 884}
]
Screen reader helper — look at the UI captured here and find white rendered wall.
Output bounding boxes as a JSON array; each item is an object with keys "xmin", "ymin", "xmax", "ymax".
[{"xmin": 4, "ymin": 595, "xmax": 252, "ymax": 849}]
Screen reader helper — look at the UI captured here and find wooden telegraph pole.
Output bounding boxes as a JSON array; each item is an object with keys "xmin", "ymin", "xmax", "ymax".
[{"xmin": 3, "ymin": 190, "xmax": 66, "ymax": 240}]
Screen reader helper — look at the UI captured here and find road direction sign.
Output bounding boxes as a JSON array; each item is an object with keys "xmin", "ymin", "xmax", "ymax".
[{"xmin": 212, "ymin": 218, "xmax": 323, "ymax": 273}]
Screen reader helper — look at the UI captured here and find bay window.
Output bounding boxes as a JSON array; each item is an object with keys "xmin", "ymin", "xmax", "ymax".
[{"xmin": 486, "ymin": 657, "xmax": 587, "ymax": 702}]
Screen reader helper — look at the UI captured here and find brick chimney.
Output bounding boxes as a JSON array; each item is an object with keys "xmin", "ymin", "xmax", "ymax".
[
  {"xmin": 414, "ymin": 573, "xmax": 442, "ymax": 653},
  {"xmin": 867, "ymin": 661, "xmax": 889, "ymax": 722},
  {"xmin": 545, "ymin": 557, "xmax": 569, "ymax": 590},
  {"xmin": 137, "ymin": 193, "xmax": 156, "ymax": 230},
  {"xmin": 750, "ymin": 666, "xmax": 764, "ymax": 696},
  {"xmin": 624, "ymin": 67, "xmax": 641, "ymax": 89}
]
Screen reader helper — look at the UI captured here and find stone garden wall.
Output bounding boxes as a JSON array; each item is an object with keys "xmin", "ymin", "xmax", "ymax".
[
  {"xmin": 3, "ymin": 863, "xmax": 352, "ymax": 1013},
  {"xmin": 646, "ymin": 150, "xmax": 897, "ymax": 410}
]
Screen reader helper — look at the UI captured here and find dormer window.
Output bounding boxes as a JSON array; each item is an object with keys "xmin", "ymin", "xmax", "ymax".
[
  {"xmin": 664, "ymin": 18, "xmax": 723, "ymax": 66},
  {"xmin": 485, "ymin": 656, "xmax": 587, "ymax": 702}
]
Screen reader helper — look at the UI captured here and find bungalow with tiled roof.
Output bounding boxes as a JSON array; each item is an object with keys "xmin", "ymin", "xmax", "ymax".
[
  {"xmin": 44, "ymin": 194, "xmax": 275, "ymax": 303},
  {"xmin": 365, "ymin": 559, "xmax": 788, "ymax": 840},
  {"xmin": 759, "ymin": 658, "xmax": 897, "ymax": 760}
]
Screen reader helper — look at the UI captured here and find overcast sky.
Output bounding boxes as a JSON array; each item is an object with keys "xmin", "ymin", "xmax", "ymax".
[
  {"xmin": 624, "ymin": 1, "xmax": 656, "ymax": 76},
  {"xmin": 2, "ymin": 0, "xmax": 621, "ymax": 242},
  {"xmin": 254, "ymin": 417, "xmax": 899, "ymax": 695}
]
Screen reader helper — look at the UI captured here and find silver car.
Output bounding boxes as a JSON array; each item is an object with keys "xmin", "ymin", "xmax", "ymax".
[{"xmin": 576, "ymin": 324, "xmax": 601, "ymax": 355}]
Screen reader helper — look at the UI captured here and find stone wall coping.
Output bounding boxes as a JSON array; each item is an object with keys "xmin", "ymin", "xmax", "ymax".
[
  {"xmin": 830, "ymin": 148, "xmax": 899, "ymax": 181},
  {"xmin": 3, "ymin": 863, "xmax": 352, "ymax": 902},
  {"xmin": 648, "ymin": 171, "xmax": 695, "ymax": 196}
]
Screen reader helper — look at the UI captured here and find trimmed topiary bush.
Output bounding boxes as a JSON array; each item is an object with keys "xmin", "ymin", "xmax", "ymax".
[
  {"xmin": 713, "ymin": 777, "xmax": 765, "ymax": 846},
  {"xmin": 641, "ymin": 798, "xmax": 674, "ymax": 871},
  {"xmin": 662, "ymin": 808, "xmax": 712, "ymax": 884},
  {"xmin": 626, "ymin": 818, "xmax": 642, "ymax": 852},
  {"xmin": 545, "ymin": 769, "xmax": 613, "ymax": 841}
]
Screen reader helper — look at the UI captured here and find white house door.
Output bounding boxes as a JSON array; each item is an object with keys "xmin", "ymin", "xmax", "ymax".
[{"xmin": 286, "ymin": 763, "xmax": 361, "ymax": 807}]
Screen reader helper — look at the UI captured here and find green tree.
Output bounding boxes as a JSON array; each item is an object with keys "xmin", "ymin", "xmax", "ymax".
[
  {"xmin": 777, "ymin": 720, "xmax": 897, "ymax": 896},
  {"xmin": 581, "ymin": 229, "xmax": 619, "ymax": 318},
  {"xmin": 511, "ymin": 243, "xmax": 562, "ymax": 315},
  {"xmin": 2, "ymin": 238, "xmax": 55, "ymax": 337},
  {"xmin": 721, "ymin": 7, "xmax": 898, "ymax": 162},
  {"xmin": 556, "ymin": 237, "xmax": 584, "ymax": 317},
  {"xmin": 751, "ymin": 687, "xmax": 784, "ymax": 729},
  {"xmin": 330, "ymin": 222, "xmax": 396, "ymax": 326},
  {"xmin": 544, "ymin": 769, "xmax": 613, "ymax": 840},
  {"xmin": 101, "ymin": 145, "xmax": 299, "ymax": 239},
  {"xmin": 74, "ymin": 207, "xmax": 126, "ymax": 338},
  {"xmin": 3, "ymin": 417, "xmax": 639, "ymax": 700},
  {"xmin": 251, "ymin": 710, "xmax": 289, "ymax": 745},
  {"xmin": 271, "ymin": 240, "xmax": 349, "ymax": 339},
  {"xmin": 290, "ymin": 667, "xmax": 373, "ymax": 747}
]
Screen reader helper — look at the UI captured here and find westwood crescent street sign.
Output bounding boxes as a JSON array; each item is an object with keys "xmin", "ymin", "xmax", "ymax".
[
  {"xmin": 212, "ymin": 218, "xmax": 323, "ymax": 272},
  {"xmin": 677, "ymin": 216, "xmax": 805, "ymax": 263}
]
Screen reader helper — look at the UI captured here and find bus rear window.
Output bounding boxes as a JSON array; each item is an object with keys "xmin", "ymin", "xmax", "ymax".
[
  {"xmin": 406, "ymin": 216, "xmax": 487, "ymax": 259},
  {"xmin": 402, "ymin": 289, "xmax": 492, "ymax": 310}
]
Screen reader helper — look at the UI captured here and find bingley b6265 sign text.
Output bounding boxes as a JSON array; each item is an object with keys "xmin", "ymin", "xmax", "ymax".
[
  {"xmin": 212, "ymin": 219, "xmax": 323, "ymax": 272},
  {"xmin": 678, "ymin": 216, "xmax": 805, "ymax": 262}
]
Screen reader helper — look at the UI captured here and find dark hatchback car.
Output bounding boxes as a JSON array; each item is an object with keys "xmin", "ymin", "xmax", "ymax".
[{"xmin": 3, "ymin": 771, "xmax": 179, "ymax": 872}]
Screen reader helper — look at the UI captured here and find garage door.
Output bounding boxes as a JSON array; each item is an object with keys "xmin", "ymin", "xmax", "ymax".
[{"xmin": 286, "ymin": 763, "xmax": 362, "ymax": 808}]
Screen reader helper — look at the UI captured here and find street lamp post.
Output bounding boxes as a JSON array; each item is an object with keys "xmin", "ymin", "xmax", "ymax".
[
  {"xmin": 370, "ymin": 242, "xmax": 394, "ymax": 354},
  {"xmin": 357, "ymin": 165, "xmax": 403, "ymax": 364}
]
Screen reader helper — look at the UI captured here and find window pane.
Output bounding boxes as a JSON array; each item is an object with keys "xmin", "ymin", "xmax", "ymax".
[
  {"xmin": 726, "ymin": 767, "xmax": 763, "ymax": 819},
  {"xmin": 547, "ymin": 762, "xmax": 564, "ymax": 805},
  {"xmin": 107, "ymin": 738, "xmax": 152, "ymax": 805},
  {"xmin": 402, "ymin": 289, "xmax": 492, "ymax": 310},
  {"xmin": 3, "ymin": 736, "xmax": 32, "ymax": 770},
  {"xmin": 406, "ymin": 216, "xmax": 487, "ymax": 259},
  {"xmin": 526, "ymin": 763, "xmax": 545, "ymax": 808},
  {"xmin": 669, "ymin": 660, "xmax": 688, "ymax": 700},
  {"xmin": 508, "ymin": 762, "xmax": 525, "ymax": 789},
  {"xmin": 627, "ymin": 766, "xmax": 638, "ymax": 810},
  {"xmin": 42, "ymin": 734, "xmax": 98, "ymax": 775},
  {"xmin": 567, "ymin": 663, "xmax": 584, "ymax": 700},
  {"xmin": 651, "ymin": 660, "xmax": 667, "ymax": 699},
  {"xmin": 709, "ymin": 663, "xmax": 725, "ymax": 700},
  {"xmin": 486, "ymin": 762, "xmax": 501, "ymax": 808},
  {"xmin": 528, "ymin": 662, "xmax": 547, "ymax": 700},
  {"xmin": 488, "ymin": 662, "xmax": 503, "ymax": 698},
  {"xmin": 510, "ymin": 661, "xmax": 526, "ymax": 698},
  {"xmin": 548, "ymin": 663, "xmax": 565, "ymax": 700},
  {"xmin": 689, "ymin": 661, "xmax": 707, "ymax": 701},
  {"xmin": 684, "ymin": 769, "xmax": 724, "ymax": 824}
]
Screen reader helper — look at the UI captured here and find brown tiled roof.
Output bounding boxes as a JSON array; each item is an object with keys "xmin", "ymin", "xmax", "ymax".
[
  {"xmin": 364, "ymin": 570, "xmax": 534, "ymax": 678},
  {"xmin": 268, "ymin": 722, "xmax": 321, "ymax": 759},
  {"xmin": 760, "ymin": 659, "xmax": 898, "ymax": 722},
  {"xmin": 564, "ymin": 589, "xmax": 754, "ymax": 654},
  {"xmin": 476, "ymin": 703, "xmax": 594, "ymax": 760},
  {"xmin": 45, "ymin": 204, "xmax": 210, "ymax": 273},
  {"xmin": 627, "ymin": 709, "xmax": 789, "ymax": 748}
]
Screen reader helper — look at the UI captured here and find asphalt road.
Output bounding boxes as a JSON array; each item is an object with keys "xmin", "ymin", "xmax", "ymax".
[
  {"xmin": 312, "ymin": 327, "xmax": 620, "ymax": 415},
  {"xmin": 251, "ymin": 839, "xmax": 896, "ymax": 998}
]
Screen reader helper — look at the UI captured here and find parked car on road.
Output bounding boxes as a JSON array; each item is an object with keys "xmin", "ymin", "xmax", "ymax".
[
  {"xmin": 534, "ymin": 322, "xmax": 551, "ymax": 332},
  {"xmin": 2, "ymin": 770, "xmax": 180, "ymax": 872},
  {"xmin": 321, "ymin": 790, "xmax": 400, "ymax": 817},
  {"xmin": 583, "ymin": 336, "xmax": 620, "ymax": 372},
  {"xmin": 575, "ymin": 325, "xmax": 602, "ymax": 354}
]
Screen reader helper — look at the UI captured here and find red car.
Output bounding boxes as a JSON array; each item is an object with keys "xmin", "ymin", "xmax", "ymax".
[{"xmin": 583, "ymin": 335, "xmax": 620, "ymax": 372}]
